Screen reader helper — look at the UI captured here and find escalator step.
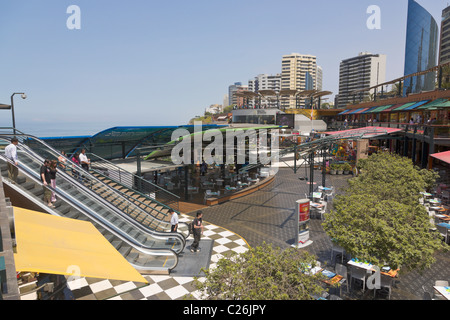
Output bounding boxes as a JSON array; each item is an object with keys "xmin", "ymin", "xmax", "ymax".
[
  {"xmin": 127, "ymin": 252, "xmax": 139, "ymax": 262},
  {"xmin": 119, "ymin": 246, "xmax": 131, "ymax": 257},
  {"xmin": 111, "ymin": 240, "xmax": 122, "ymax": 250}
]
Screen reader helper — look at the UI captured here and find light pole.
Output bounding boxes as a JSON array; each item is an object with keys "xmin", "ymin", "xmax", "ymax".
[{"xmin": 10, "ymin": 93, "xmax": 27, "ymax": 134}]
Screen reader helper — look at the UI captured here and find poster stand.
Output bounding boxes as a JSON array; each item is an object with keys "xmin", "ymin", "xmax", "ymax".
[{"xmin": 292, "ymin": 199, "xmax": 313, "ymax": 248}]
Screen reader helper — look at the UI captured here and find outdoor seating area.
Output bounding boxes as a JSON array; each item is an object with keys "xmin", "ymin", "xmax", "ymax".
[
  {"xmin": 308, "ymin": 186, "xmax": 334, "ymax": 220},
  {"xmin": 421, "ymin": 191, "xmax": 450, "ymax": 244},
  {"xmin": 152, "ymin": 164, "xmax": 270, "ymax": 205}
]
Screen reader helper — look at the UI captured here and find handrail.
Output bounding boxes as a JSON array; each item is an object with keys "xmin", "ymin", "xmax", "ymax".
[
  {"xmin": 88, "ymin": 152, "xmax": 180, "ymax": 211},
  {"xmin": 0, "ymin": 153, "xmax": 179, "ymax": 272},
  {"xmin": 1, "ymin": 133, "xmax": 181, "ymax": 229},
  {"xmin": 0, "ymin": 135, "xmax": 186, "ymax": 250}
]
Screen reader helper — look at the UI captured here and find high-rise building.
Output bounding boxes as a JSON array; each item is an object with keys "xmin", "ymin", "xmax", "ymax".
[
  {"xmin": 281, "ymin": 53, "xmax": 317, "ymax": 109},
  {"xmin": 439, "ymin": 5, "xmax": 450, "ymax": 65},
  {"xmin": 403, "ymin": 0, "xmax": 438, "ymax": 95},
  {"xmin": 337, "ymin": 52, "xmax": 387, "ymax": 108},
  {"xmin": 248, "ymin": 73, "xmax": 281, "ymax": 108},
  {"xmin": 316, "ymin": 66, "xmax": 323, "ymax": 91},
  {"xmin": 228, "ymin": 82, "xmax": 246, "ymax": 106}
]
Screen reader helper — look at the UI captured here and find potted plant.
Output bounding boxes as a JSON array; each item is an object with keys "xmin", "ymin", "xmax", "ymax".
[
  {"xmin": 336, "ymin": 164, "xmax": 344, "ymax": 175},
  {"xmin": 330, "ymin": 164, "xmax": 337, "ymax": 175},
  {"xmin": 343, "ymin": 163, "xmax": 352, "ymax": 175}
]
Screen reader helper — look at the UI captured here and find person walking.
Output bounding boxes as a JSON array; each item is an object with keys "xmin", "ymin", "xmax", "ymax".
[
  {"xmin": 40, "ymin": 159, "xmax": 53, "ymax": 207},
  {"xmin": 190, "ymin": 211, "xmax": 204, "ymax": 253},
  {"xmin": 49, "ymin": 160, "xmax": 58, "ymax": 203},
  {"xmin": 5, "ymin": 137, "xmax": 19, "ymax": 183},
  {"xmin": 71, "ymin": 152, "xmax": 82, "ymax": 182},
  {"xmin": 169, "ymin": 209, "xmax": 179, "ymax": 232}
]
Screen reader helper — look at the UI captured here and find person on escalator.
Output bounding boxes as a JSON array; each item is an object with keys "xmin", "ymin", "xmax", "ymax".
[
  {"xmin": 40, "ymin": 159, "xmax": 53, "ymax": 207},
  {"xmin": 5, "ymin": 137, "xmax": 19, "ymax": 183},
  {"xmin": 79, "ymin": 149, "xmax": 90, "ymax": 171},
  {"xmin": 190, "ymin": 211, "xmax": 204, "ymax": 253},
  {"xmin": 169, "ymin": 209, "xmax": 178, "ymax": 232},
  {"xmin": 50, "ymin": 160, "xmax": 58, "ymax": 203}
]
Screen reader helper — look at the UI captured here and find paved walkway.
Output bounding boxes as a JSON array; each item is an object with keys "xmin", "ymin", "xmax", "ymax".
[{"xmin": 68, "ymin": 167, "xmax": 449, "ymax": 300}]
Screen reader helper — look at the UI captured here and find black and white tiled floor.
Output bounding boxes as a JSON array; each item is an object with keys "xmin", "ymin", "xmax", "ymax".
[{"xmin": 66, "ymin": 214, "xmax": 250, "ymax": 300}]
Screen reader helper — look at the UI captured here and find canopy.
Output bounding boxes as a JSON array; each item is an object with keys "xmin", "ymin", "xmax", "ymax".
[
  {"xmin": 430, "ymin": 151, "xmax": 450, "ymax": 165},
  {"xmin": 403, "ymin": 100, "xmax": 430, "ymax": 111},
  {"xmin": 13, "ymin": 207, "xmax": 148, "ymax": 283},
  {"xmin": 325, "ymin": 126, "xmax": 403, "ymax": 138}
]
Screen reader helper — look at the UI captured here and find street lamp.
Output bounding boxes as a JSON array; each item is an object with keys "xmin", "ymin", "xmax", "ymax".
[{"xmin": 11, "ymin": 92, "xmax": 27, "ymax": 134}]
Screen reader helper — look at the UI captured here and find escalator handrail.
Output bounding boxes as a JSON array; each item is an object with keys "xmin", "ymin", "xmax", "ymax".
[
  {"xmin": 0, "ymin": 134, "xmax": 187, "ymax": 247},
  {"xmin": 0, "ymin": 154, "xmax": 179, "ymax": 271},
  {"xmin": 0, "ymin": 140, "xmax": 186, "ymax": 253}
]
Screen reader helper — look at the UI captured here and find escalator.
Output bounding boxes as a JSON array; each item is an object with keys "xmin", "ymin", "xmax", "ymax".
[{"xmin": 0, "ymin": 137, "xmax": 183, "ymax": 274}]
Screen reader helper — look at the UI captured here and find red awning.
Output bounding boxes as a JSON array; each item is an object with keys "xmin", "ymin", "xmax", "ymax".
[
  {"xmin": 325, "ymin": 126, "xmax": 403, "ymax": 139},
  {"xmin": 430, "ymin": 151, "xmax": 450, "ymax": 165}
]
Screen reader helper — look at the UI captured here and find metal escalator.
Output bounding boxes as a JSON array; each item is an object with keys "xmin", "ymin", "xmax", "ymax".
[
  {"xmin": 0, "ymin": 133, "xmax": 187, "ymax": 248},
  {"xmin": 0, "ymin": 141, "xmax": 182, "ymax": 274}
]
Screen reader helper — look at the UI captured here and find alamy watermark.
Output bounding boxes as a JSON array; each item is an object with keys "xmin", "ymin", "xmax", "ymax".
[
  {"xmin": 367, "ymin": 5, "xmax": 381, "ymax": 30},
  {"xmin": 67, "ymin": 5, "xmax": 81, "ymax": 30},
  {"xmin": 170, "ymin": 121, "xmax": 280, "ymax": 174}
]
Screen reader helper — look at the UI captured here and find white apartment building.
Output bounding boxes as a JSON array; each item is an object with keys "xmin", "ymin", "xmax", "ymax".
[
  {"xmin": 337, "ymin": 52, "xmax": 387, "ymax": 109},
  {"xmin": 281, "ymin": 53, "xmax": 318, "ymax": 109},
  {"xmin": 248, "ymin": 73, "xmax": 281, "ymax": 108}
]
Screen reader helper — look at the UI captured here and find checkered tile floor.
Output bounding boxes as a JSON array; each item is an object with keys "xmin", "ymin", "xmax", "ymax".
[{"xmin": 66, "ymin": 214, "xmax": 249, "ymax": 300}]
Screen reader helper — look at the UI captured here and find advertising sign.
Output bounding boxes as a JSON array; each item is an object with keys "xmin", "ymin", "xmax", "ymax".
[{"xmin": 294, "ymin": 199, "xmax": 312, "ymax": 248}]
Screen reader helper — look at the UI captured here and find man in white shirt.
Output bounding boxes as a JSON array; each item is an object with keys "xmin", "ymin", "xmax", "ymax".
[
  {"xmin": 169, "ymin": 209, "xmax": 179, "ymax": 232},
  {"xmin": 5, "ymin": 138, "xmax": 19, "ymax": 182},
  {"xmin": 79, "ymin": 148, "xmax": 90, "ymax": 171}
]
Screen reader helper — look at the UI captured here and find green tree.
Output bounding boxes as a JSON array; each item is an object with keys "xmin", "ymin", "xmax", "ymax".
[
  {"xmin": 194, "ymin": 243, "xmax": 328, "ymax": 300},
  {"xmin": 323, "ymin": 152, "xmax": 447, "ymax": 272}
]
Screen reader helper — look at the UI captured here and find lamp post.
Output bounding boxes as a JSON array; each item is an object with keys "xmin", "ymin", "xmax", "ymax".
[{"xmin": 10, "ymin": 93, "xmax": 27, "ymax": 134}]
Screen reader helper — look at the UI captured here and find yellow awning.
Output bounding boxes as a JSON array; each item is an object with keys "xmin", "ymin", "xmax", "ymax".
[{"xmin": 13, "ymin": 207, "xmax": 148, "ymax": 284}]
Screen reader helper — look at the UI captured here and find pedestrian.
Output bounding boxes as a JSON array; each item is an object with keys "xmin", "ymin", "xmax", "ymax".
[
  {"xmin": 79, "ymin": 149, "xmax": 90, "ymax": 171},
  {"xmin": 71, "ymin": 152, "xmax": 82, "ymax": 182},
  {"xmin": 4, "ymin": 137, "xmax": 19, "ymax": 183},
  {"xmin": 190, "ymin": 211, "xmax": 204, "ymax": 253},
  {"xmin": 200, "ymin": 160, "xmax": 207, "ymax": 176},
  {"xmin": 169, "ymin": 209, "xmax": 178, "ymax": 232},
  {"xmin": 49, "ymin": 160, "xmax": 58, "ymax": 203},
  {"xmin": 40, "ymin": 159, "xmax": 53, "ymax": 207},
  {"xmin": 58, "ymin": 151, "xmax": 67, "ymax": 171}
]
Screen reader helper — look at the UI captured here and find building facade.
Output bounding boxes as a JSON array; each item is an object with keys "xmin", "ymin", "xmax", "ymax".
[
  {"xmin": 439, "ymin": 5, "xmax": 450, "ymax": 65},
  {"xmin": 281, "ymin": 53, "xmax": 318, "ymax": 109},
  {"xmin": 337, "ymin": 52, "xmax": 387, "ymax": 109},
  {"xmin": 403, "ymin": 0, "xmax": 438, "ymax": 96},
  {"xmin": 228, "ymin": 82, "xmax": 247, "ymax": 107},
  {"xmin": 248, "ymin": 73, "xmax": 281, "ymax": 108}
]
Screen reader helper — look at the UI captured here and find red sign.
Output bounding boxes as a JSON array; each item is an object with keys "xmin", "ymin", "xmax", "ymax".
[{"xmin": 299, "ymin": 201, "xmax": 310, "ymax": 222}]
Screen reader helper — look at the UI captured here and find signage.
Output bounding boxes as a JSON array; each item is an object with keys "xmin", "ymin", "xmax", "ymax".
[{"xmin": 295, "ymin": 199, "xmax": 312, "ymax": 247}]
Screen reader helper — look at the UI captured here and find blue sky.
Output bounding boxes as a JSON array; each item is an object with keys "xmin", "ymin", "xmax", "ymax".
[{"xmin": 0, "ymin": 0, "xmax": 448, "ymax": 136}]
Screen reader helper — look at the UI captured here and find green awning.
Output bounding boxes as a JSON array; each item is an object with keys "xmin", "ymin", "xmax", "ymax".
[
  {"xmin": 392, "ymin": 102, "xmax": 417, "ymax": 111},
  {"xmin": 367, "ymin": 105, "xmax": 393, "ymax": 113},
  {"xmin": 418, "ymin": 99, "xmax": 450, "ymax": 110}
]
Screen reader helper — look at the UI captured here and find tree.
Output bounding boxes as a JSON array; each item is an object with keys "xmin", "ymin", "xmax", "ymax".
[
  {"xmin": 194, "ymin": 243, "xmax": 328, "ymax": 300},
  {"xmin": 323, "ymin": 152, "xmax": 447, "ymax": 272}
]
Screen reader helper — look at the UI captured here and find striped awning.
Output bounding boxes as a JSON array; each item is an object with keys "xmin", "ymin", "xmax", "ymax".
[
  {"xmin": 392, "ymin": 102, "xmax": 417, "ymax": 111},
  {"xmin": 403, "ymin": 100, "xmax": 430, "ymax": 111},
  {"xmin": 360, "ymin": 106, "xmax": 381, "ymax": 114},
  {"xmin": 418, "ymin": 99, "xmax": 450, "ymax": 110},
  {"xmin": 347, "ymin": 108, "xmax": 366, "ymax": 115},
  {"xmin": 338, "ymin": 109, "xmax": 352, "ymax": 115},
  {"xmin": 367, "ymin": 105, "xmax": 393, "ymax": 113},
  {"xmin": 381, "ymin": 104, "xmax": 403, "ymax": 112}
]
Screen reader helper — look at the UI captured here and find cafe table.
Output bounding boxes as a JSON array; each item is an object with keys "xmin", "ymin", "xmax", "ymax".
[
  {"xmin": 347, "ymin": 259, "xmax": 398, "ymax": 277},
  {"xmin": 433, "ymin": 286, "xmax": 450, "ymax": 300},
  {"xmin": 435, "ymin": 214, "xmax": 450, "ymax": 222},
  {"xmin": 437, "ymin": 222, "xmax": 450, "ymax": 229}
]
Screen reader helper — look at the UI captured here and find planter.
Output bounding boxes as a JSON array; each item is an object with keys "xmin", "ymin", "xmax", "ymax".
[
  {"xmin": 343, "ymin": 170, "xmax": 349, "ymax": 175},
  {"xmin": 330, "ymin": 170, "xmax": 336, "ymax": 175},
  {"xmin": 337, "ymin": 170, "xmax": 343, "ymax": 175}
]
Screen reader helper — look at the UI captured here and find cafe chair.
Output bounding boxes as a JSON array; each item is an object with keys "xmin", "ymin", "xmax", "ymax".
[
  {"xmin": 435, "ymin": 280, "xmax": 449, "ymax": 287},
  {"xmin": 350, "ymin": 267, "xmax": 366, "ymax": 293},
  {"xmin": 436, "ymin": 225, "xmax": 449, "ymax": 244},
  {"xmin": 331, "ymin": 244, "xmax": 345, "ymax": 265},
  {"xmin": 373, "ymin": 274, "xmax": 393, "ymax": 300},
  {"xmin": 335, "ymin": 263, "xmax": 349, "ymax": 294}
]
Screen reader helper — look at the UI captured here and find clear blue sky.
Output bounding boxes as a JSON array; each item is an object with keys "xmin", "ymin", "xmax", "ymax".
[{"xmin": 0, "ymin": 0, "xmax": 448, "ymax": 136}]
